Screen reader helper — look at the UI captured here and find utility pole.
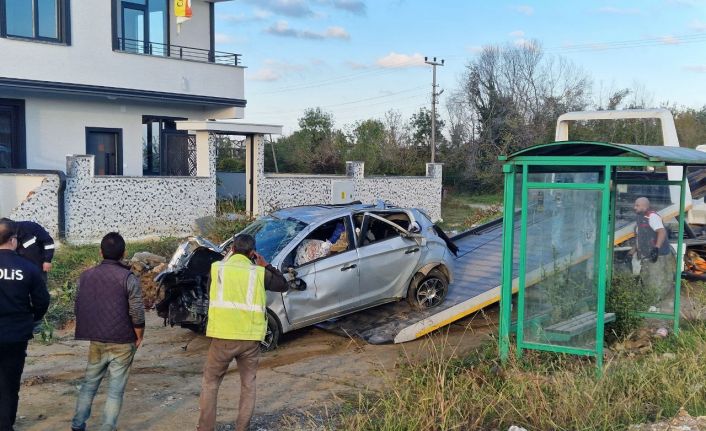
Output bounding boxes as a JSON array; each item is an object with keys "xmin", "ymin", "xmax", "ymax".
[{"xmin": 424, "ymin": 56, "xmax": 444, "ymax": 163}]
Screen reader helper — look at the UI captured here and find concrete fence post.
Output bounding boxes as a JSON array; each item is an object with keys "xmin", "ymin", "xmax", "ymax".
[
  {"xmin": 66, "ymin": 155, "xmax": 95, "ymax": 178},
  {"xmin": 426, "ymin": 163, "xmax": 443, "ymax": 179},
  {"xmin": 346, "ymin": 161, "xmax": 365, "ymax": 179}
]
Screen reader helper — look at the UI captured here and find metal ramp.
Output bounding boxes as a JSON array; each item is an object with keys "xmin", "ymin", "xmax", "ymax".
[{"xmin": 317, "ymin": 202, "xmax": 685, "ymax": 345}]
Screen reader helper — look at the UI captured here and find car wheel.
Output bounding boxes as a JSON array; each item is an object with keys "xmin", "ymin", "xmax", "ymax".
[
  {"xmin": 407, "ymin": 269, "xmax": 448, "ymax": 310},
  {"xmin": 260, "ymin": 311, "xmax": 280, "ymax": 352}
]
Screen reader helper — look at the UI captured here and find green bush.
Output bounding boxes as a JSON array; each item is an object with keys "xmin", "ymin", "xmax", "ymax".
[{"xmin": 606, "ymin": 272, "xmax": 654, "ymax": 340}]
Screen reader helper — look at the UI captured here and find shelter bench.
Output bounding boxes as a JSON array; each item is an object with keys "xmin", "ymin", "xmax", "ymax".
[{"xmin": 543, "ymin": 312, "xmax": 616, "ymax": 342}]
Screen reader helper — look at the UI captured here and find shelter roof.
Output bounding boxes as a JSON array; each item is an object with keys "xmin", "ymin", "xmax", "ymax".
[{"xmin": 504, "ymin": 141, "xmax": 706, "ymax": 166}]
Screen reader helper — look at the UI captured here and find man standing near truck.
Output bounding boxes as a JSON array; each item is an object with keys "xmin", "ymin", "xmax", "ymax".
[{"xmin": 629, "ymin": 197, "xmax": 676, "ymax": 302}]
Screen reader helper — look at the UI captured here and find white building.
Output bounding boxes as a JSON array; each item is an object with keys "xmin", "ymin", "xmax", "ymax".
[
  {"xmin": 0, "ymin": 0, "xmax": 288, "ymax": 243},
  {"xmin": 0, "ymin": 0, "xmax": 243, "ymax": 176}
]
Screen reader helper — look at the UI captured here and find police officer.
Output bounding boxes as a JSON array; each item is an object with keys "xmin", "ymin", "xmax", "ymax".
[
  {"xmin": 12, "ymin": 219, "xmax": 55, "ymax": 283},
  {"xmin": 197, "ymin": 234, "xmax": 288, "ymax": 431},
  {"xmin": 0, "ymin": 218, "xmax": 50, "ymax": 431}
]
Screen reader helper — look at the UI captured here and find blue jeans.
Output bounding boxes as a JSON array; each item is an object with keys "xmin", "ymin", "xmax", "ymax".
[{"xmin": 71, "ymin": 342, "xmax": 136, "ymax": 431}]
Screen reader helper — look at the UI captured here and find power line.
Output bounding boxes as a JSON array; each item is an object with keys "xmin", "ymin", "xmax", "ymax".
[
  {"xmin": 247, "ymin": 85, "xmax": 428, "ymax": 115},
  {"xmin": 250, "ymin": 92, "xmax": 430, "ymax": 118},
  {"xmin": 251, "ymin": 57, "xmax": 428, "ymax": 95},
  {"xmin": 547, "ymin": 31, "xmax": 706, "ymax": 54}
]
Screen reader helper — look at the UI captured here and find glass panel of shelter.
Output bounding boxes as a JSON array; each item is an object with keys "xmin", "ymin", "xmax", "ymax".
[
  {"xmin": 520, "ymin": 179, "xmax": 603, "ymax": 351},
  {"xmin": 613, "ymin": 178, "xmax": 680, "ymax": 318}
]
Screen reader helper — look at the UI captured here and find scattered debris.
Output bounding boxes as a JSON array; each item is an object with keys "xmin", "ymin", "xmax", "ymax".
[
  {"xmin": 129, "ymin": 252, "xmax": 168, "ymax": 308},
  {"xmin": 629, "ymin": 408, "xmax": 706, "ymax": 430}
]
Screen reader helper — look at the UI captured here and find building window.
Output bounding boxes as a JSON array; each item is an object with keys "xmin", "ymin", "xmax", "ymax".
[
  {"xmin": 86, "ymin": 128, "xmax": 123, "ymax": 176},
  {"xmin": 115, "ymin": 0, "xmax": 168, "ymax": 56},
  {"xmin": 1, "ymin": 0, "xmax": 71, "ymax": 43},
  {"xmin": 0, "ymin": 99, "xmax": 26, "ymax": 169},
  {"xmin": 142, "ymin": 116, "xmax": 186, "ymax": 175}
]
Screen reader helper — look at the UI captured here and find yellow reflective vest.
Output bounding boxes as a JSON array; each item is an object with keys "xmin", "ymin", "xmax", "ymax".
[{"xmin": 206, "ymin": 254, "xmax": 267, "ymax": 341}]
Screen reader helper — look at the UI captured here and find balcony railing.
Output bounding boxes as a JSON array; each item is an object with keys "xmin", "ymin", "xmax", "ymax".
[{"xmin": 115, "ymin": 37, "xmax": 242, "ymax": 67}]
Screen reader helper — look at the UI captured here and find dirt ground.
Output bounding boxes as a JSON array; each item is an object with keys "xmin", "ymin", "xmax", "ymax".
[{"xmin": 15, "ymin": 308, "xmax": 497, "ymax": 431}]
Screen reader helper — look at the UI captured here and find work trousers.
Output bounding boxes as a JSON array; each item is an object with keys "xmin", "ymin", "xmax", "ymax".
[
  {"xmin": 71, "ymin": 342, "xmax": 136, "ymax": 431},
  {"xmin": 0, "ymin": 341, "xmax": 28, "ymax": 431},
  {"xmin": 640, "ymin": 253, "xmax": 677, "ymax": 304},
  {"xmin": 198, "ymin": 339, "xmax": 260, "ymax": 431}
]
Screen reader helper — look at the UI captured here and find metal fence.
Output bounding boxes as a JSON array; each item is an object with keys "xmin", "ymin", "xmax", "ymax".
[{"xmin": 115, "ymin": 37, "xmax": 242, "ymax": 66}]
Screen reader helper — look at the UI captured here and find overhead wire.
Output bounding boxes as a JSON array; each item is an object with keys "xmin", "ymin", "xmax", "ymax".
[
  {"xmin": 247, "ymin": 85, "xmax": 428, "ymax": 116},
  {"xmin": 547, "ymin": 31, "xmax": 706, "ymax": 54},
  {"xmin": 251, "ymin": 57, "xmax": 429, "ymax": 95}
]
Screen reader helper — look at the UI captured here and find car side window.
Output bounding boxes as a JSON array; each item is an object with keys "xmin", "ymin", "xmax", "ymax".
[
  {"xmin": 360, "ymin": 212, "xmax": 411, "ymax": 246},
  {"xmin": 283, "ymin": 217, "xmax": 353, "ymax": 268}
]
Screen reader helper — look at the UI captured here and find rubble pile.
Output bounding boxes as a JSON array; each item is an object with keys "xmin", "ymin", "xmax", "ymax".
[
  {"xmin": 629, "ymin": 408, "xmax": 706, "ymax": 431},
  {"xmin": 129, "ymin": 252, "xmax": 167, "ymax": 308}
]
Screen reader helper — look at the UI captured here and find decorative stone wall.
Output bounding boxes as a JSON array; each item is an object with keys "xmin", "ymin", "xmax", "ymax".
[
  {"xmin": 5, "ymin": 173, "xmax": 62, "ymax": 238},
  {"xmin": 63, "ymin": 134, "xmax": 217, "ymax": 244},
  {"xmin": 258, "ymin": 175, "xmax": 346, "ymax": 213},
  {"xmin": 254, "ymin": 138, "xmax": 443, "ymax": 220}
]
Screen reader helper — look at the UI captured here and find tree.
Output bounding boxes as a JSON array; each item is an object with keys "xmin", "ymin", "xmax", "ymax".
[
  {"xmin": 453, "ymin": 41, "xmax": 592, "ymax": 191},
  {"xmin": 349, "ymin": 119, "xmax": 385, "ymax": 173},
  {"xmin": 265, "ymin": 108, "xmax": 347, "ymax": 174}
]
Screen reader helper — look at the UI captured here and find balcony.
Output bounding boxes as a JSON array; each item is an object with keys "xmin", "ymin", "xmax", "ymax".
[{"xmin": 115, "ymin": 37, "xmax": 242, "ymax": 67}]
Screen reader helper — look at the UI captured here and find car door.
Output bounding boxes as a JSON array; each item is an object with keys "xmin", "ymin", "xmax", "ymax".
[
  {"xmin": 282, "ymin": 216, "xmax": 360, "ymax": 327},
  {"xmin": 356, "ymin": 210, "xmax": 422, "ymax": 305}
]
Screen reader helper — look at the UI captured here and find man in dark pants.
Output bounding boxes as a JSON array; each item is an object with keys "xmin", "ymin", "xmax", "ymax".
[
  {"xmin": 0, "ymin": 219, "xmax": 55, "ymax": 284},
  {"xmin": 71, "ymin": 232, "xmax": 145, "ymax": 431},
  {"xmin": 0, "ymin": 219, "xmax": 50, "ymax": 431}
]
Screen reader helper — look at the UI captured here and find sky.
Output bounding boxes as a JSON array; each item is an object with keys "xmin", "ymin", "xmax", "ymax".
[{"xmin": 212, "ymin": 0, "xmax": 706, "ymax": 135}]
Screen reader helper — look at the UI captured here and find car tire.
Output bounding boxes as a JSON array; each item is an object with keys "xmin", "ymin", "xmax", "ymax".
[
  {"xmin": 407, "ymin": 269, "xmax": 448, "ymax": 310},
  {"xmin": 260, "ymin": 311, "xmax": 280, "ymax": 352}
]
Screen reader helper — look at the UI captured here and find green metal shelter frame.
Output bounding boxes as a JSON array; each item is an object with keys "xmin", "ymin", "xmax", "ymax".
[{"xmin": 498, "ymin": 141, "xmax": 706, "ymax": 369}]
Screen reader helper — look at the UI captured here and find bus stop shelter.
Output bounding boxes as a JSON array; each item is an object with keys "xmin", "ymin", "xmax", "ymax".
[{"xmin": 498, "ymin": 141, "xmax": 706, "ymax": 369}]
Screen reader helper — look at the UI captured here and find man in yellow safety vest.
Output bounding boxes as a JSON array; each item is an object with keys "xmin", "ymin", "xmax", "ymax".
[{"xmin": 197, "ymin": 234, "xmax": 288, "ymax": 431}]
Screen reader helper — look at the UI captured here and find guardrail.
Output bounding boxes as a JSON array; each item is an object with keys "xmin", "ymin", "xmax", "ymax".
[{"xmin": 115, "ymin": 37, "xmax": 242, "ymax": 66}]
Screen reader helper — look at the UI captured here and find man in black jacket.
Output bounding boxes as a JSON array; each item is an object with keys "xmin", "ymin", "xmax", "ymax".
[{"xmin": 0, "ymin": 218, "xmax": 50, "ymax": 431}]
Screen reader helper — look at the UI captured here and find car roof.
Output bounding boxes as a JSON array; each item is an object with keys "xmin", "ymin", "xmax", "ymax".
[{"xmin": 270, "ymin": 202, "xmax": 409, "ymax": 224}]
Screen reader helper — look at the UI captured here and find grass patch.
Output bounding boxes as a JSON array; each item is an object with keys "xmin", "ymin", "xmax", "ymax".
[
  {"xmin": 217, "ymin": 198, "xmax": 246, "ymax": 215},
  {"xmin": 343, "ymin": 322, "xmax": 706, "ymax": 431},
  {"xmin": 440, "ymin": 191, "xmax": 503, "ymax": 231},
  {"xmin": 196, "ymin": 216, "xmax": 252, "ymax": 245}
]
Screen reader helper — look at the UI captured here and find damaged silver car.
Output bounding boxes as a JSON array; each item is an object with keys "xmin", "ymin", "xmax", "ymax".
[{"xmin": 156, "ymin": 202, "xmax": 456, "ymax": 351}]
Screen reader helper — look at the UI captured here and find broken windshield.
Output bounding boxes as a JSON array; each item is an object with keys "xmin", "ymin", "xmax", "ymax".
[{"xmin": 240, "ymin": 216, "xmax": 309, "ymax": 262}]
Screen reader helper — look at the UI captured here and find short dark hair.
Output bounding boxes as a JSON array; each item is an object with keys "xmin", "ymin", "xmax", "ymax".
[
  {"xmin": 232, "ymin": 234, "xmax": 255, "ymax": 255},
  {"xmin": 0, "ymin": 218, "xmax": 17, "ymax": 246},
  {"xmin": 101, "ymin": 232, "xmax": 126, "ymax": 260}
]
